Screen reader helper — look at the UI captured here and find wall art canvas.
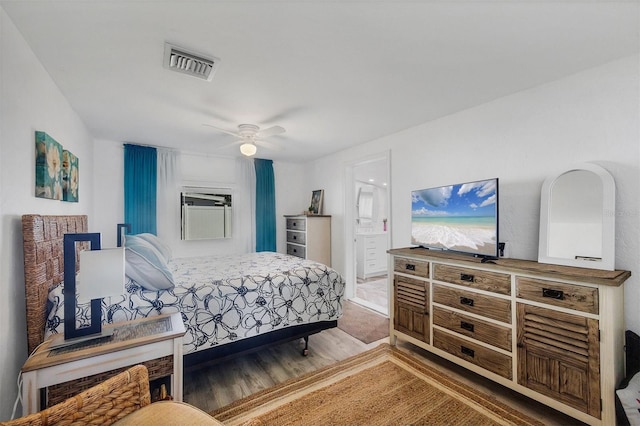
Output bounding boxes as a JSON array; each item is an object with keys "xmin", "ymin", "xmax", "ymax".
[
  {"xmin": 35, "ymin": 131, "xmax": 63, "ymax": 200},
  {"xmin": 62, "ymin": 149, "xmax": 79, "ymax": 202}
]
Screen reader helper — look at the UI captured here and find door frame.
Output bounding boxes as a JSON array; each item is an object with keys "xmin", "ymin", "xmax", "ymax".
[{"xmin": 343, "ymin": 150, "xmax": 391, "ymax": 306}]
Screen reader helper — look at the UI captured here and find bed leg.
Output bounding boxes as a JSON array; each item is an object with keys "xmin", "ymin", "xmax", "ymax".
[{"xmin": 302, "ymin": 336, "xmax": 309, "ymax": 356}]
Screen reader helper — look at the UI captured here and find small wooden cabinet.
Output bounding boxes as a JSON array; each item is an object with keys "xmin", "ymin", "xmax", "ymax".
[
  {"xmin": 21, "ymin": 313, "xmax": 186, "ymax": 414},
  {"xmin": 388, "ymin": 247, "xmax": 630, "ymax": 426},
  {"xmin": 284, "ymin": 215, "xmax": 331, "ymax": 266},
  {"xmin": 356, "ymin": 233, "xmax": 388, "ymax": 279}
]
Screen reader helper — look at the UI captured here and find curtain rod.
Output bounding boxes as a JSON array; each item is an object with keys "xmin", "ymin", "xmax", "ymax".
[{"xmin": 119, "ymin": 142, "xmax": 240, "ymax": 159}]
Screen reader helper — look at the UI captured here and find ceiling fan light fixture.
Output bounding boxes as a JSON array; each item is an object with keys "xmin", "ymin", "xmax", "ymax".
[{"xmin": 240, "ymin": 142, "xmax": 257, "ymax": 157}]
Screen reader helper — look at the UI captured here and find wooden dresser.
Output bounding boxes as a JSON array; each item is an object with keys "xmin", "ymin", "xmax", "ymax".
[
  {"xmin": 388, "ymin": 247, "xmax": 630, "ymax": 426},
  {"xmin": 284, "ymin": 215, "xmax": 331, "ymax": 266}
]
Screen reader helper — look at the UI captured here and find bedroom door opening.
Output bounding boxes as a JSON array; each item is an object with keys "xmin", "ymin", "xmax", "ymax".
[{"xmin": 348, "ymin": 154, "xmax": 390, "ymax": 316}]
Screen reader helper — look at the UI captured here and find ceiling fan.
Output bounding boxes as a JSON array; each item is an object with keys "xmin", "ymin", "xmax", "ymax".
[{"xmin": 203, "ymin": 123, "xmax": 286, "ymax": 156}]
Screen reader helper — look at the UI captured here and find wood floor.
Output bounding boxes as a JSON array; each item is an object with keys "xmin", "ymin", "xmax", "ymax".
[{"xmin": 183, "ymin": 327, "xmax": 584, "ymax": 425}]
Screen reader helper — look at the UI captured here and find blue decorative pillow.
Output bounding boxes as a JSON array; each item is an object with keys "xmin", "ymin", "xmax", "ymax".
[
  {"xmin": 134, "ymin": 233, "xmax": 172, "ymax": 262},
  {"xmin": 125, "ymin": 235, "xmax": 174, "ymax": 291}
]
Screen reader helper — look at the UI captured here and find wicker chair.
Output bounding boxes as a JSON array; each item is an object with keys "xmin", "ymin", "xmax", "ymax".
[
  {"xmin": 1, "ymin": 365, "xmax": 150, "ymax": 426},
  {"xmin": 2, "ymin": 365, "xmax": 223, "ymax": 426}
]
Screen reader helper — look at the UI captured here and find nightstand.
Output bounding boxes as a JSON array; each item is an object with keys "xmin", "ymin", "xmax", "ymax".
[{"xmin": 21, "ymin": 313, "xmax": 186, "ymax": 415}]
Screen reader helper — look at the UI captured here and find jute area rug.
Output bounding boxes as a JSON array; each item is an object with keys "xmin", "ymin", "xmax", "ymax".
[
  {"xmin": 337, "ymin": 300, "xmax": 389, "ymax": 344},
  {"xmin": 210, "ymin": 343, "xmax": 544, "ymax": 426}
]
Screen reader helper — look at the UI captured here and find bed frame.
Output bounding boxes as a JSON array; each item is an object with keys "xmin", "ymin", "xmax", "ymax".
[{"xmin": 21, "ymin": 214, "xmax": 337, "ymax": 364}]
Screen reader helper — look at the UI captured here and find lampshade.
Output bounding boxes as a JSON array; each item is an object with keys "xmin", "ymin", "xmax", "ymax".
[
  {"xmin": 240, "ymin": 142, "xmax": 257, "ymax": 156},
  {"xmin": 78, "ymin": 248, "xmax": 125, "ymax": 303}
]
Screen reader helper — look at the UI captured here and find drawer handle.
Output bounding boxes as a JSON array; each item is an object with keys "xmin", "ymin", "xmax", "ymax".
[
  {"xmin": 460, "ymin": 297, "xmax": 474, "ymax": 307},
  {"xmin": 460, "ymin": 273, "xmax": 474, "ymax": 282},
  {"xmin": 292, "ymin": 235, "xmax": 297, "ymax": 240},
  {"xmin": 461, "ymin": 346, "xmax": 475, "ymax": 358},
  {"xmin": 460, "ymin": 321, "xmax": 475, "ymax": 333},
  {"xmin": 292, "ymin": 222, "xmax": 297, "ymax": 227},
  {"xmin": 542, "ymin": 288, "xmax": 564, "ymax": 300},
  {"xmin": 292, "ymin": 248, "xmax": 297, "ymax": 253},
  {"xmin": 405, "ymin": 264, "xmax": 416, "ymax": 271}
]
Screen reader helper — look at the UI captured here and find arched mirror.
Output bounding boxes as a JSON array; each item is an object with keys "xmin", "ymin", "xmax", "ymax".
[
  {"xmin": 538, "ymin": 163, "xmax": 615, "ymax": 270},
  {"xmin": 357, "ymin": 186, "xmax": 374, "ymax": 225}
]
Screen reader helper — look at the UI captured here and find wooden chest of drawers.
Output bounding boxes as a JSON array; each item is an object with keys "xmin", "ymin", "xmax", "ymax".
[{"xmin": 388, "ymin": 247, "xmax": 630, "ymax": 426}]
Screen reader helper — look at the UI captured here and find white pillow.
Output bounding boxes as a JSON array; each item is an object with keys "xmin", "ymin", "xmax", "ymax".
[
  {"xmin": 134, "ymin": 233, "xmax": 172, "ymax": 262},
  {"xmin": 125, "ymin": 235, "xmax": 174, "ymax": 291},
  {"xmin": 617, "ymin": 372, "xmax": 640, "ymax": 426}
]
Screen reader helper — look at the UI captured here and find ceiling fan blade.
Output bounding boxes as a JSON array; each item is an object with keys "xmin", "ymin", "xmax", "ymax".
[
  {"xmin": 203, "ymin": 123, "xmax": 239, "ymax": 137},
  {"xmin": 256, "ymin": 125, "xmax": 285, "ymax": 138},
  {"xmin": 255, "ymin": 139, "xmax": 283, "ymax": 151},
  {"xmin": 217, "ymin": 140, "xmax": 243, "ymax": 150}
]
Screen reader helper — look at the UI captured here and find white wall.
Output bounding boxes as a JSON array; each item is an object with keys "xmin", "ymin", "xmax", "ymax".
[
  {"xmin": 0, "ymin": 8, "xmax": 95, "ymax": 420},
  {"xmin": 311, "ymin": 55, "xmax": 640, "ymax": 333}
]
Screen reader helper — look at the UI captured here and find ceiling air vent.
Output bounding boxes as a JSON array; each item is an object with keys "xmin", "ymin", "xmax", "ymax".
[{"xmin": 163, "ymin": 43, "xmax": 220, "ymax": 82}]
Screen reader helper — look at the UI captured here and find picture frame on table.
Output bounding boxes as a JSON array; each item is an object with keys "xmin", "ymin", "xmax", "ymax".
[{"xmin": 309, "ymin": 190, "xmax": 324, "ymax": 215}]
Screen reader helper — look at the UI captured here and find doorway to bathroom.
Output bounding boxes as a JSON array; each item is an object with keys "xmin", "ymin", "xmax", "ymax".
[{"xmin": 351, "ymin": 155, "xmax": 389, "ymax": 315}]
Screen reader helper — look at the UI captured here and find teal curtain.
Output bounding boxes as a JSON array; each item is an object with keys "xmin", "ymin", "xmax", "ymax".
[
  {"xmin": 255, "ymin": 159, "xmax": 276, "ymax": 252},
  {"xmin": 124, "ymin": 144, "xmax": 157, "ymax": 235}
]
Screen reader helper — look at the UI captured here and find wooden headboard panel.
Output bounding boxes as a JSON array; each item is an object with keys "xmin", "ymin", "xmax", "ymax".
[{"xmin": 21, "ymin": 214, "xmax": 88, "ymax": 353}]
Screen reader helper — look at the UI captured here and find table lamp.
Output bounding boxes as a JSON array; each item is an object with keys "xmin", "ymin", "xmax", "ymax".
[{"xmin": 55, "ymin": 233, "xmax": 125, "ymax": 347}]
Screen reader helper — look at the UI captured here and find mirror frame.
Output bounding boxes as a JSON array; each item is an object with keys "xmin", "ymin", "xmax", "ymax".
[{"xmin": 538, "ymin": 163, "xmax": 615, "ymax": 270}]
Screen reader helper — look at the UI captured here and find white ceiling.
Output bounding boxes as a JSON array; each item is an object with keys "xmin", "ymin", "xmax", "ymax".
[{"xmin": 2, "ymin": 1, "xmax": 638, "ymax": 162}]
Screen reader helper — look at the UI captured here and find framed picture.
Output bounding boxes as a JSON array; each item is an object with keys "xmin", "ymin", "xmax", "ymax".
[
  {"xmin": 35, "ymin": 131, "xmax": 63, "ymax": 200},
  {"xmin": 62, "ymin": 149, "xmax": 79, "ymax": 202},
  {"xmin": 310, "ymin": 189, "xmax": 324, "ymax": 215}
]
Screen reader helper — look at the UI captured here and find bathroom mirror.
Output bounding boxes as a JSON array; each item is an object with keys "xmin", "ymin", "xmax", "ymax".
[
  {"xmin": 357, "ymin": 186, "xmax": 374, "ymax": 225},
  {"xmin": 538, "ymin": 163, "xmax": 615, "ymax": 270},
  {"xmin": 181, "ymin": 190, "xmax": 232, "ymax": 240}
]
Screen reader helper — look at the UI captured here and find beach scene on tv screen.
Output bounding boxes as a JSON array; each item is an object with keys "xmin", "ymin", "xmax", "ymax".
[{"xmin": 411, "ymin": 179, "xmax": 497, "ymax": 256}]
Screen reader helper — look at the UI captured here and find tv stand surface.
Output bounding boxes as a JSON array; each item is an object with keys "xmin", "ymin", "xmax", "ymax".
[{"xmin": 388, "ymin": 247, "xmax": 630, "ymax": 426}]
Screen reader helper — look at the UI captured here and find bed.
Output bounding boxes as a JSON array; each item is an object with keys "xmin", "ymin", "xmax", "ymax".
[{"xmin": 21, "ymin": 214, "xmax": 345, "ymax": 368}]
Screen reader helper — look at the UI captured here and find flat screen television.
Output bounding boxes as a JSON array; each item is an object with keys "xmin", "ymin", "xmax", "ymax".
[{"xmin": 411, "ymin": 177, "xmax": 499, "ymax": 260}]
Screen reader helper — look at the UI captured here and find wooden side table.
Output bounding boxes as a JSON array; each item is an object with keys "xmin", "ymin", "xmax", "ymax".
[{"xmin": 21, "ymin": 313, "xmax": 186, "ymax": 415}]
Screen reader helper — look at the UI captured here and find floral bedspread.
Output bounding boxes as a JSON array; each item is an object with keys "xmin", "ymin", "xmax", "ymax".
[{"xmin": 46, "ymin": 252, "xmax": 345, "ymax": 354}]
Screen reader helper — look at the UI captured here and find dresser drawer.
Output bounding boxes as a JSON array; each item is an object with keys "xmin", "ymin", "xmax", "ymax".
[
  {"xmin": 393, "ymin": 257, "xmax": 429, "ymax": 278},
  {"xmin": 433, "ymin": 264, "xmax": 510, "ymax": 295},
  {"xmin": 433, "ymin": 329, "xmax": 512, "ymax": 379},
  {"xmin": 286, "ymin": 244, "xmax": 306, "ymax": 259},
  {"xmin": 286, "ymin": 231, "xmax": 306, "ymax": 245},
  {"xmin": 286, "ymin": 218, "xmax": 306, "ymax": 231},
  {"xmin": 364, "ymin": 237, "xmax": 378, "ymax": 249},
  {"xmin": 516, "ymin": 277, "xmax": 598, "ymax": 314},
  {"xmin": 433, "ymin": 284, "xmax": 511, "ymax": 323},
  {"xmin": 432, "ymin": 306, "xmax": 511, "ymax": 352}
]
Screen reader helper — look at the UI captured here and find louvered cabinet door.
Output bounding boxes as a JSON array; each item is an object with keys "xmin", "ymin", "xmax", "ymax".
[
  {"xmin": 517, "ymin": 303, "xmax": 601, "ymax": 419},
  {"xmin": 394, "ymin": 276, "xmax": 429, "ymax": 342}
]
